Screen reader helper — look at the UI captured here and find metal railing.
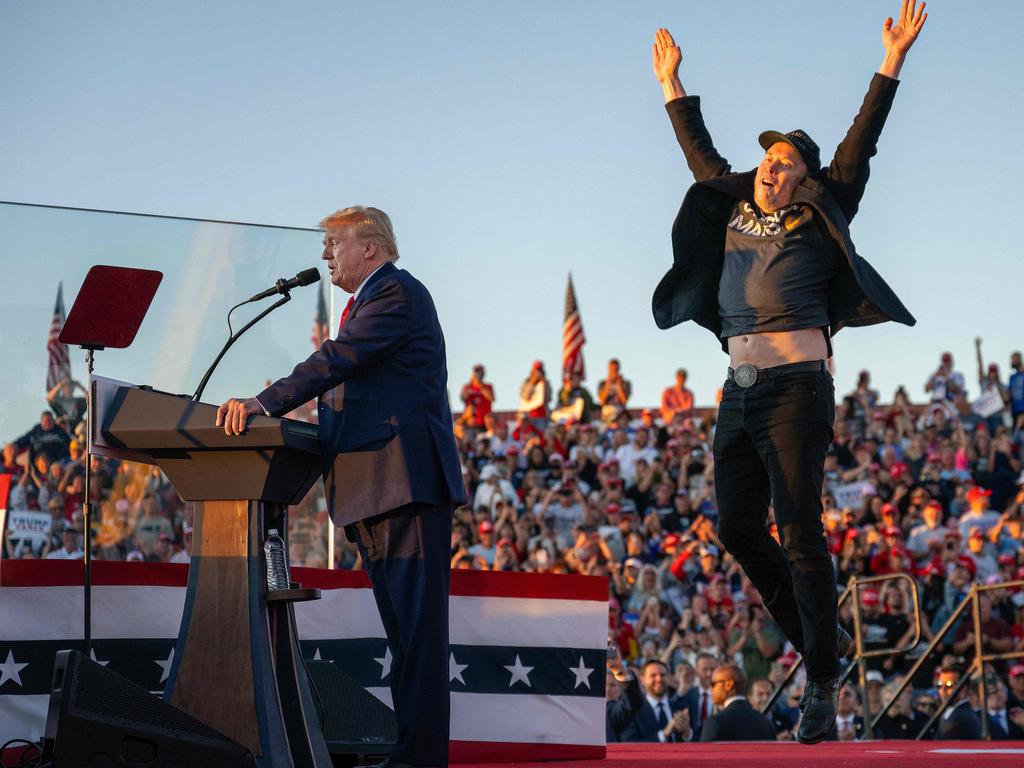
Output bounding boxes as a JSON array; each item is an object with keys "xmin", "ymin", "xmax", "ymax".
[
  {"xmin": 870, "ymin": 579, "xmax": 1024, "ymax": 740},
  {"xmin": 761, "ymin": 572, "xmax": 923, "ymax": 739},
  {"xmin": 761, "ymin": 575, "xmax": 1024, "ymax": 741}
]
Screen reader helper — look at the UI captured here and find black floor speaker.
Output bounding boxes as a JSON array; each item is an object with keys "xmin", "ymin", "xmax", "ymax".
[
  {"xmin": 304, "ymin": 659, "xmax": 397, "ymax": 755},
  {"xmin": 42, "ymin": 649, "xmax": 255, "ymax": 767}
]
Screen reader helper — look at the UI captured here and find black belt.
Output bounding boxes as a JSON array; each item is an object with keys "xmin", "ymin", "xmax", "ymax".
[{"xmin": 726, "ymin": 360, "xmax": 828, "ymax": 388}]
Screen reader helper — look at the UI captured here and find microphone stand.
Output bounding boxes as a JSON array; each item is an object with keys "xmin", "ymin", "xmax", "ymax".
[{"xmin": 193, "ymin": 293, "xmax": 291, "ymax": 402}]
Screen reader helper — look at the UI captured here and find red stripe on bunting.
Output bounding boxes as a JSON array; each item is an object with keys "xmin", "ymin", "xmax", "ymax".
[
  {"xmin": 450, "ymin": 740, "xmax": 605, "ymax": 764},
  {"xmin": 449, "ymin": 569, "xmax": 608, "ymax": 601},
  {"xmin": 1, "ymin": 560, "xmax": 608, "ymax": 601}
]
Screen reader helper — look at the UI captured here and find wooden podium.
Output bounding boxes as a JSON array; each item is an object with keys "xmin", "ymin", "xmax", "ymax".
[{"xmin": 98, "ymin": 382, "xmax": 332, "ymax": 768}]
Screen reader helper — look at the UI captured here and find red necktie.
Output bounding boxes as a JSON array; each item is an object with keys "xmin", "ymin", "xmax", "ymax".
[
  {"xmin": 337, "ymin": 295, "xmax": 355, "ymax": 334},
  {"xmin": 701, "ymin": 692, "xmax": 709, "ymax": 724}
]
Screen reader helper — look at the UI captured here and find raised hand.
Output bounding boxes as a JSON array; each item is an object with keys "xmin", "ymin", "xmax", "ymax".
[
  {"xmin": 652, "ymin": 28, "xmax": 686, "ymax": 102},
  {"xmin": 652, "ymin": 28, "xmax": 681, "ymax": 83},
  {"xmin": 879, "ymin": 1, "xmax": 927, "ymax": 77},
  {"xmin": 883, "ymin": 1, "xmax": 927, "ymax": 55}
]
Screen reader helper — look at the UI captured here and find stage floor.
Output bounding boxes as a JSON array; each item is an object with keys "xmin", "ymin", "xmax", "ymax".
[{"xmin": 452, "ymin": 741, "xmax": 1024, "ymax": 768}]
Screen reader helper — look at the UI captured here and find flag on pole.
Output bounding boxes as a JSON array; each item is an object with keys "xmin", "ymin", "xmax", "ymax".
[
  {"xmin": 311, "ymin": 280, "xmax": 329, "ymax": 349},
  {"xmin": 46, "ymin": 283, "xmax": 71, "ymax": 392},
  {"xmin": 561, "ymin": 274, "xmax": 585, "ymax": 380}
]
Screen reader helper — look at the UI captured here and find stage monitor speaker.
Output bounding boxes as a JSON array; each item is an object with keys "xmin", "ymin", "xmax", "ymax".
[
  {"xmin": 42, "ymin": 649, "xmax": 255, "ymax": 768},
  {"xmin": 304, "ymin": 659, "xmax": 397, "ymax": 755}
]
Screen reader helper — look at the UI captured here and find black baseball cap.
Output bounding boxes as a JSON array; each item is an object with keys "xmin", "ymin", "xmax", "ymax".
[{"xmin": 758, "ymin": 129, "xmax": 821, "ymax": 172}]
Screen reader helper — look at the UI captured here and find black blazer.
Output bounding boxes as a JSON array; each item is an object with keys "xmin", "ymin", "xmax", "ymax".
[
  {"xmin": 607, "ymin": 674, "xmax": 645, "ymax": 742},
  {"xmin": 258, "ymin": 263, "xmax": 467, "ymax": 526},
  {"xmin": 652, "ymin": 73, "xmax": 915, "ymax": 351},
  {"xmin": 935, "ymin": 700, "xmax": 982, "ymax": 740},
  {"xmin": 620, "ymin": 694, "xmax": 688, "ymax": 743},
  {"xmin": 700, "ymin": 698, "xmax": 775, "ymax": 742}
]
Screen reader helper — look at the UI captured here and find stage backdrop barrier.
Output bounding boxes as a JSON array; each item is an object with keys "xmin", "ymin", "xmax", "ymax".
[{"xmin": 0, "ymin": 560, "xmax": 608, "ymax": 763}]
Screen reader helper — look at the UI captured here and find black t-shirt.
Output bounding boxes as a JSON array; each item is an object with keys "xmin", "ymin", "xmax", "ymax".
[
  {"xmin": 718, "ymin": 201, "xmax": 839, "ymax": 339},
  {"xmin": 846, "ymin": 612, "xmax": 910, "ymax": 671}
]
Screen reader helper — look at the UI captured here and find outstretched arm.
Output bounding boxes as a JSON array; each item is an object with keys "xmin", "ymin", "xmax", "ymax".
[
  {"xmin": 824, "ymin": 2, "xmax": 929, "ymax": 221},
  {"xmin": 652, "ymin": 27, "xmax": 686, "ymax": 103},
  {"xmin": 878, "ymin": 0, "xmax": 928, "ymax": 80},
  {"xmin": 654, "ymin": 27, "xmax": 731, "ymax": 181}
]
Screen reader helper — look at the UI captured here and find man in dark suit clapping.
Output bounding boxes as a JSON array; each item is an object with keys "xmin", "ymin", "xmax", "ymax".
[
  {"xmin": 218, "ymin": 206, "xmax": 466, "ymax": 768},
  {"xmin": 620, "ymin": 660, "xmax": 692, "ymax": 742},
  {"xmin": 701, "ymin": 664, "xmax": 775, "ymax": 742}
]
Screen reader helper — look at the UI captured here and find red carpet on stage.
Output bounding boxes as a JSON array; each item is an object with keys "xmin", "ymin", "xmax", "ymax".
[{"xmin": 451, "ymin": 741, "xmax": 1024, "ymax": 768}]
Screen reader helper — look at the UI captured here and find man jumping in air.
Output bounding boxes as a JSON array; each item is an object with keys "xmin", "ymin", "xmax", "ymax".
[{"xmin": 651, "ymin": 1, "xmax": 927, "ymax": 744}]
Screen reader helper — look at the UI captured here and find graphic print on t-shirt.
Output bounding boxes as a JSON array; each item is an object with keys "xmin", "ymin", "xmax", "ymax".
[{"xmin": 727, "ymin": 201, "xmax": 813, "ymax": 237}]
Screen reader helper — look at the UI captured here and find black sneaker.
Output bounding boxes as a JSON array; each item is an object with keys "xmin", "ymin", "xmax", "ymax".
[
  {"xmin": 797, "ymin": 679, "xmax": 839, "ymax": 744},
  {"xmin": 798, "ymin": 627, "xmax": 854, "ymax": 712}
]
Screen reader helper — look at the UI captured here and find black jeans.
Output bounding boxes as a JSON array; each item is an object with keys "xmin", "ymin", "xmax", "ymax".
[
  {"xmin": 350, "ymin": 502, "xmax": 454, "ymax": 767},
  {"xmin": 713, "ymin": 367, "xmax": 839, "ymax": 683}
]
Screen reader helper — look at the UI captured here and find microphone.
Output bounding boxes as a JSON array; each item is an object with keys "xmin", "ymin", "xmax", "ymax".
[
  {"xmin": 247, "ymin": 268, "xmax": 321, "ymax": 302},
  {"xmin": 192, "ymin": 267, "xmax": 321, "ymax": 401}
]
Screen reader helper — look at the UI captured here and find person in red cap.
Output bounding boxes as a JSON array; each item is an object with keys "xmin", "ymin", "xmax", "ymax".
[
  {"xmin": 468, "ymin": 519, "xmax": 497, "ymax": 567},
  {"xmin": 459, "ymin": 363, "xmax": 495, "ymax": 434},
  {"xmin": 1007, "ymin": 664, "xmax": 1024, "ymax": 711},
  {"xmin": 975, "ymin": 337, "xmax": 1011, "ymax": 434}
]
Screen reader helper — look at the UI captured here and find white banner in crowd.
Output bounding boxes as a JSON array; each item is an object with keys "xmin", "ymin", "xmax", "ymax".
[
  {"xmin": 0, "ymin": 561, "xmax": 608, "ymax": 764},
  {"xmin": 831, "ymin": 480, "xmax": 876, "ymax": 510}
]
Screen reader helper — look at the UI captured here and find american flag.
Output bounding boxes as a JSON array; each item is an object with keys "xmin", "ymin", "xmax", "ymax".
[
  {"xmin": 562, "ymin": 274, "xmax": 586, "ymax": 380},
  {"xmin": 46, "ymin": 283, "xmax": 71, "ymax": 392},
  {"xmin": 311, "ymin": 280, "xmax": 329, "ymax": 349}
]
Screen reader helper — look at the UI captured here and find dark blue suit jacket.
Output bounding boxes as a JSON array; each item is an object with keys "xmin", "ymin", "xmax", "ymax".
[
  {"xmin": 677, "ymin": 685, "xmax": 711, "ymax": 741},
  {"xmin": 258, "ymin": 263, "xmax": 467, "ymax": 526},
  {"xmin": 619, "ymin": 694, "xmax": 689, "ymax": 743}
]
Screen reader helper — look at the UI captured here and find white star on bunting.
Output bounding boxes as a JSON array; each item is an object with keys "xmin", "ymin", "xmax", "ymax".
[
  {"xmin": 0, "ymin": 649, "xmax": 29, "ymax": 688},
  {"xmin": 449, "ymin": 652, "xmax": 468, "ymax": 685},
  {"xmin": 313, "ymin": 648, "xmax": 322, "ymax": 661},
  {"xmin": 569, "ymin": 656, "xmax": 593, "ymax": 690},
  {"xmin": 155, "ymin": 648, "xmax": 175, "ymax": 684},
  {"xmin": 90, "ymin": 648, "xmax": 110, "ymax": 667},
  {"xmin": 504, "ymin": 654, "xmax": 534, "ymax": 688},
  {"xmin": 373, "ymin": 646, "xmax": 393, "ymax": 680}
]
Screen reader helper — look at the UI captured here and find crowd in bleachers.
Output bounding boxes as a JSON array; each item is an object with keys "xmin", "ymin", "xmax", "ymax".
[{"xmin": 4, "ymin": 343, "xmax": 1024, "ymax": 740}]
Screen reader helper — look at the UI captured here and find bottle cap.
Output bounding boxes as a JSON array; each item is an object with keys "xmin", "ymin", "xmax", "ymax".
[{"xmin": 268, "ymin": 529, "xmax": 278, "ymax": 536}]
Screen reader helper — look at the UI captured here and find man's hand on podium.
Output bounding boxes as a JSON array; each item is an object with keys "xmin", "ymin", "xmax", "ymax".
[{"xmin": 216, "ymin": 397, "xmax": 264, "ymax": 435}]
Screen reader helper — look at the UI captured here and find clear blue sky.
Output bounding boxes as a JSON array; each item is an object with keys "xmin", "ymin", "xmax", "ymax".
[{"xmin": 1, "ymin": 1, "xmax": 1020, "ymax": 439}]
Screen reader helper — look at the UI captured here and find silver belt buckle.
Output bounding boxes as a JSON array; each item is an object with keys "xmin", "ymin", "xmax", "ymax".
[{"xmin": 734, "ymin": 363, "xmax": 758, "ymax": 388}]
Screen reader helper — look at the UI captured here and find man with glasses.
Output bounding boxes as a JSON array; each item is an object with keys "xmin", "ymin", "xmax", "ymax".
[
  {"xmin": 701, "ymin": 664, "xmax": 775, "ymax": 742},
  {"xmin": 649, "ymin": 2, "xmax": 928, "ymax": 743},
  {"xmin": 934, "ymin": 664, "xmax": 981, "ymax": 740}
]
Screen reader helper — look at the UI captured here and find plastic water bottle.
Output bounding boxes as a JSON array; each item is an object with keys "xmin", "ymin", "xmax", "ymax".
[{"xmin": 264, "ymin": 528, "xmax": 290, "ymax": 592}]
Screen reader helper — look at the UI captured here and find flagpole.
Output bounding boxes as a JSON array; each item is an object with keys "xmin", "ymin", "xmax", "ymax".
[
  {"xmin": 327, "ymin": 285, "xmax": 336, "ymax": 570},
  {"xmin": 83, "ymin": 348, "xmax": 94, "ymax": 655}
]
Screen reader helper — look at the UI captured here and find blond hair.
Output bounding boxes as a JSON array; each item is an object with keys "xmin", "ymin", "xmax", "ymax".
[{"xmin": 319, "ymin": 206, "xmax": 399, "ymax": 261}]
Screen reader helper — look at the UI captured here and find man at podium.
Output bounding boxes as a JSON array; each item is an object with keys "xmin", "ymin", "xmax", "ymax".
[{"xmin": 217, "ymin": 206, "xmax": 467, "ymax": 768}]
